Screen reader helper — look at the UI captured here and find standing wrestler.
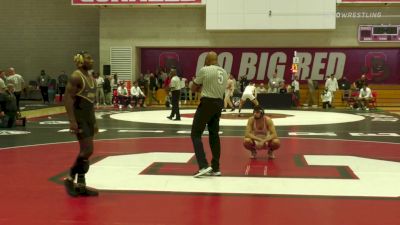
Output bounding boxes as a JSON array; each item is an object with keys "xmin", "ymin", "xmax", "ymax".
[
  {"xmin": 238, "ymin": 82, "xmax": 259, "ymax": 117},
  {"xmin": 191, "ymin": 51, "xmax": 228, "ymax": 177},
  {"xmin": 64, "ymin": 51, "xmax": 99, "ymax": 197},
  {"xmin": 243, "ymin": 106, "xmax": 280, "ymax": 159}
]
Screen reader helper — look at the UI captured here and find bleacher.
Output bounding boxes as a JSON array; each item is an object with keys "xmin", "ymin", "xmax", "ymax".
[
  {"xmin": 299, "ymin": 84, "xmax": 400, "ymax": 108},
  {"xmin": 147, "ymin": 84, "xmax": 400, "ymax": 109}
]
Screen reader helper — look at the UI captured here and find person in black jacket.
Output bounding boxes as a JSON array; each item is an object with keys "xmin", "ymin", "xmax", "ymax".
[
  {"xmin": 0, "ymin": 84, "xmax": 18, "ymax": 128},
  {"xmin": 103, "ymin": 74, "xmax": 112, "ymax": 105}
]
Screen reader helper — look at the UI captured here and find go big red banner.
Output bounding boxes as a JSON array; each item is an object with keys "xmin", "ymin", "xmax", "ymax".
[
  {"xmin": 141, "ymin": 48, "xmax": 400, "ymax": 84},
  {"xmin": 72, "ymin": 0, "xmax": 201, "ymax": 5}
]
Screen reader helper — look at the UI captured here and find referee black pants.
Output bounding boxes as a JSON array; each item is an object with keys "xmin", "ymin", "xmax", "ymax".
[
  {"xmin": 191, "ymin": 97, "xmax": 223, "ymax": 171},
  {"xmin": 169, "ymin": 90, "xmax": 181, "ymax": 119}
]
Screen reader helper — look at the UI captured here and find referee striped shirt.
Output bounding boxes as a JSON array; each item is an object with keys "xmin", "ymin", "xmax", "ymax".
[{"xmin": 194, "ymin": 65, "xmax": 228, "ymax": 99}]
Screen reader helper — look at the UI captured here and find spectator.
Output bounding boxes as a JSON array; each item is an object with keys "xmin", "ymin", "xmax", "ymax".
[
  {"xmin": 142, "ymin": 71, "xmax": 151, "ymax": 103},
  {"xmin": 0, "ymin": 84, "xmax": 18, "ymax": 128},
  {"xmin": 256, "ymin": 83, "xmax": 268, "ymax": 94},
  {"xmin": 304, "ymin": 78, "xmax": 318, "ymax": 108},
  {"xmin": 338, "ymin": 76, "xmax": 351, "ymax": 91},
  {"xmin": 155, "ymin": 69, "xmax": 163, "ymax": 88},
  {"xmin": 180, "ymin": 76, "xmax": 189, "ymax": 104},
  {"xmin": 0, "ymin": 70, "xmax": 6, "ymax": 93},
  {"xmin": 58, "ymin": 71, "xmax": 68, "ymax": 102},
  {"xmin": 103, "ymin": 74, "xmax": 112, "ymax": 105},
  {"xmin": 149, "ymin": 73, "xmax": 160, "ymax": 105},
  {"xmin": 111, "ymin": 73, "xmax": 119, "ymax": 91},
  {"xmin": 137, "ymin": 73, "xmax": 147, "ymax": 97},
  {"xmin": 6, "ymin": 67, "xmax": 24, "ymax": 110},
  {"xmin": 325, "ymin": 74, "xmax": 338, "ymax": 106},
  {"xmin": 95, "ymin": 73, "xmax": 105, "ymax": 106},
  {"xmin": 37, "ymin": 69, "xmax": 51, "ymax": 104},
  {"xmin": 117, "ymin": 81, "xmax": 132, "ymax": 109},
  {"xmin": 291, "ymin": 75, "xmax": 300, "ymax": 107},
  {"xmin": 279, "ymin": 82, "xmax": 287, "ymax": 94},
  {"xmin": 160, "ymin": 68, "xmax": 168, "ymax": 85},
  {"xmin": 268, "ymin": 71, "xmax": 284, "ymax": 93},
  {"xmin": 144, "ymin": 70, "xmax": 151, "ymax": 84},
  {"xmin": 338, "ymin": 76, "xmax": 352, "ymax": 107},
  {"xmin": 130, "ymin": 82, "xmax": 146, "ymax": 108},
  {"xmin": 353, "ymin": 74, "xmax": 368, "ymax": 91},
  {"xmin": 356, "ymin": 84, "xmax": 372, "ymax": 111},
  {"xmin": 48, "ymin": 78, "xmax": 57, "ymax": 104},
  {"xmin": 321, "ymin": 87, "xmax": 332, "ymax": 109}
]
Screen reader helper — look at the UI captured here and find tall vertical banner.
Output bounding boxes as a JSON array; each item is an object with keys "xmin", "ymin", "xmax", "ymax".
[
  {"xmin": 141, "ymin": 48, "xmax": 400, "ymax": 84},
  {"xmin": 72, "ymin": 0, "xmax": 202, "ymax": 5}
]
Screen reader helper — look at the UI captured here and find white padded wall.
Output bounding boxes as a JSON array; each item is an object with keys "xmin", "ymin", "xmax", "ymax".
[{"xmin": 206, "ymin": 0, "xmax": 336, "ymax": 30}]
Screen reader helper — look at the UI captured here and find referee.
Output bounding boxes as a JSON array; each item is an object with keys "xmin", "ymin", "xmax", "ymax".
[
  {"xmin": 191, "ymin": 51, "xmax": 228, "ymax": 177},
  {"xmin": 167, "ymin": 68, "xmax": 181, "ymax": 120}
]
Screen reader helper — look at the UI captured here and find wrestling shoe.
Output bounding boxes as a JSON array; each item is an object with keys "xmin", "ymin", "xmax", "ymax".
[{"xmin": 63, "ymin": 178, "xmax": 79, "ymax": 197}]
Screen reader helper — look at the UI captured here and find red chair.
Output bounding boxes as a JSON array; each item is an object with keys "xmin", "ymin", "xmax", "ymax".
[
  {"xmin": 112, "ymin": 89, "xmax": 119, "ymax": 108},
  {"xmin": 347, "ymin": 91, "xmax": 359, "ymax": 108}
]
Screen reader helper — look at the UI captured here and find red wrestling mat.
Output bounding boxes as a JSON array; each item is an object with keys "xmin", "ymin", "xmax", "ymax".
[{"xmin": 0, "ymin": 137, "xmax": 399, "ymax": 225}]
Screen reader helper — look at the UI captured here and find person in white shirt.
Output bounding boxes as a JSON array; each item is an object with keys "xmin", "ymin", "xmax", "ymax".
[
  {"xmin": 222, "ymin": 74, "xmax": 235, "ymax": 112},
  {"xmin": 167, "ymin": 69, "xmax": 181, "ymax": 120},
  {"xmin": 117, "ymin": 81, "xmax": 132, "ymax": 109},
  {"xmin": 95, "ymin": 73, "xmax": 105, "ymax": 106},
  {"xmin": 256, "ymin": 83, "xmax": 268, "ymax": 94},
  {"xmin": 291, "ymin": 75, "xmax": 300, "ymax": 107},
  {"xmin": 238, "ymin": 82, "xmax": 259, "ymax": 116},
  {"xmin": 130, "ymin": 82, "xmax": 146, "ymax": 107},
  {"xmin": 324, "ymin": 74, "xmax": 338, "ymax": 106},
  {"xmin": 357, "ymin": 84, "xmax": 372, "ymax": 110},
  {"xmin": 6, "ymin": 67, "xmax": 25, "ymax": 111},
  {"xmin": 321, "ymin": 87, "xmax": 332, "ymax": 109},
  {"xmin": 268, "ymin": 71, "xmax": 284, "ymax": 93},
  {"xmin": 0, "ymin": 70, "xmax": 6, "ymax": 93}
]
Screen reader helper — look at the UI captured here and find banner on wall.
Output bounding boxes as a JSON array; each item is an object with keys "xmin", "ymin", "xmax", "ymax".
[
  {"xmin": 141, "ymin": 48, "xmax": 400, "ymax": 84},
  {"xmin": 72, "ymin": 0, "xmax": 201, "ymax": 5}
]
